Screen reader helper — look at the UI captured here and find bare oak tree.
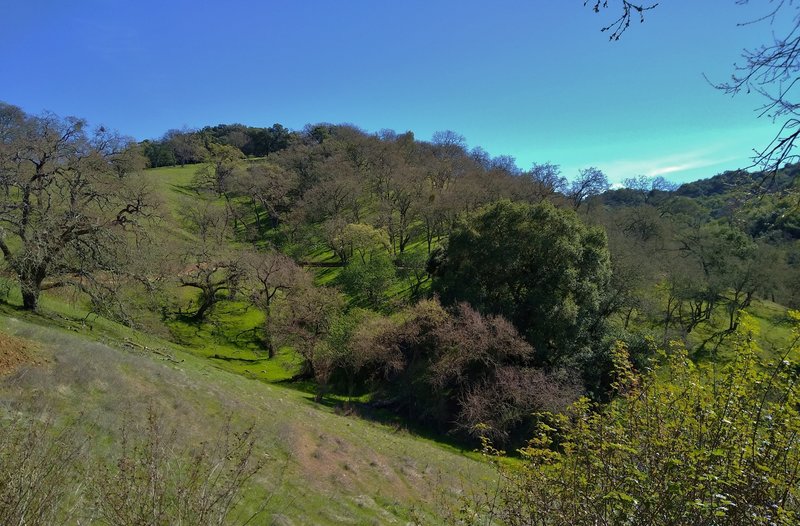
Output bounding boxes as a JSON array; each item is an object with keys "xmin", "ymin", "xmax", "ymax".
[
  {"xmin": 569, "ymin": 167, "xmax": 610, "ymax": 209},
  {"xmin": 242, "ymin": 250, "xmax": 306, "ymax": 357},
  {"xmin": 0, "ymin": 103, "xmax": 151, "ymax": 311}
]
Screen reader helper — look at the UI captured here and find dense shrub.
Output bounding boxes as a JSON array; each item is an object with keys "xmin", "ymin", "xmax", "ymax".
[
  {"xmin": 455, "ymin": 314, "xmax": 800, "ymax": 525},
  {"xmin": 347, "ymin": 299, "xmax": 579, "ymax": 445}
]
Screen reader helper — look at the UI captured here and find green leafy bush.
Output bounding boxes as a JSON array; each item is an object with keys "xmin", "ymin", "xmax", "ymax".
[{"xmin": 457, "ymin": 313, "xmax": 800, "ymax": 525}]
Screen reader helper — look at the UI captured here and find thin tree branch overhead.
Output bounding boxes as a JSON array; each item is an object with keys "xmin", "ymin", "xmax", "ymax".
[{"xmin": 586, "ymin": 0, "xmax": 659, "ymax": 40}]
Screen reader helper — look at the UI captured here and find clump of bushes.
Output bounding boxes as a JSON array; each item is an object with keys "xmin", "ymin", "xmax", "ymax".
[
  {"xmin": 312, "ymin": 298, "xmax": 580, "ymax": 446},
  {"xmin": 454, "ymin": 314, "xmax": 800, "ymax": 525}
]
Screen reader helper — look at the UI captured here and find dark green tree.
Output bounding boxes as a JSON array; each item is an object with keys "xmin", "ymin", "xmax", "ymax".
[
  {"xmin": 431, "ymin": 200, "xmax": 612, "ymax": 378},
  {"xmin": 140, "ymin": 139, "xmax": 176, "ymax": 168}
]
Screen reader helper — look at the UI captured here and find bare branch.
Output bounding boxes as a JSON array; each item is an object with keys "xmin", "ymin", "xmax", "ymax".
[
  {"xmin": 707, "ymin": 3, "xmax": 800, "ymax": 176},
  {"xmin": 586, "ymin": 0, "xmax": 659, "ymax": 41}
]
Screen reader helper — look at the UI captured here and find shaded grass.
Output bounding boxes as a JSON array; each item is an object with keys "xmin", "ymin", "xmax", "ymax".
[{"xmin": 166, "ymin": 301, "xmax": 301, "ymax": 383}]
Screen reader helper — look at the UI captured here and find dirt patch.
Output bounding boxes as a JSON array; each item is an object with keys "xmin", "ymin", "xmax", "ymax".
[
  {"xmin": 285, "ymin": 423, "xmax": 415, "ymax": 502},
  {"xmin": 0, "ymin": 331, "xmax": 42, "ymax": 375}
]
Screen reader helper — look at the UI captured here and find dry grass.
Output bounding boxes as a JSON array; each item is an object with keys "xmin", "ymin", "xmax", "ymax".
[{"xmin": 0, "ymin": 314, "xmax": 494, "ymax": 524}]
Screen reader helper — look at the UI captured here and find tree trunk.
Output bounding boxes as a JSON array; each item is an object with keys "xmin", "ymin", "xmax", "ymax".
[
  {"xmin": 251, "ymin": 199, "xmax": 262, "ymax": 232},
  {"xmin": 192, "ymin": 293, "xmax": 215, "ymax": 321},
  {"xmin": 223, "ymin": 194, "xmax": 238, "ymax": 230},
  {"xmin": 624, "ymin": 306, "xmax": 634, "ymax": 330},
  {"xmin": 21, "ymin": 287, "xmax": 40, "ymax": 311},
  {"xmin": 263, "ymin": 329, "xmax": 276, "ymax": 359},
  {"xmin": 19, "ymin": 270, "xmax": 45, "ymax": 311}
]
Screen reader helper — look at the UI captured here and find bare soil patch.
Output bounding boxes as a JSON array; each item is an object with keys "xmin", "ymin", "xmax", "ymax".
[{"xmin": 0, "ymin": 331, "xmax": 41, "ymax": 375}]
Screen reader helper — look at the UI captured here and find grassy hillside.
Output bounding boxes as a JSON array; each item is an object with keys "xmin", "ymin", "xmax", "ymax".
[
  {"xmin": 5, "ymin": 105, "xmax": 800, "ymax": 524},
  {"xmin": 0, "ymin": 306, "xmax": 493, "ymax": 524},
  {"xmin": 0, "ymin": 152, "xmax": 492, "ymax": 520},
  {"xmin": 685, "ymin": 298, "xmax": 797, "ymax": 362}
]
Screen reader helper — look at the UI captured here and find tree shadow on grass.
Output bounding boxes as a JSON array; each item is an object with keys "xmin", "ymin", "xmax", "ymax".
[{"xmin": 300, "ymin": 391, "xmax": 479, "ymax": 455}]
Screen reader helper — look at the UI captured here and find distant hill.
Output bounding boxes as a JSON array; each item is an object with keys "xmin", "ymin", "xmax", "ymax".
[{"xmin": 675, "ymin": 163, "xmax": 800, "ymax": 198}]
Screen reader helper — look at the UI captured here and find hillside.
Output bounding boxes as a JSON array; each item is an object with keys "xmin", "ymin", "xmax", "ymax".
[
  {"xmin": 0, "ymin": 307, "xmax": 492, "ymax": 524},
  {"xmin": 4, "ymin": 104, "xmax": 800, "ymax": 524},
  {"xmin": 6, "ymin": 0, "xmax": 800, "ymax": 521}
]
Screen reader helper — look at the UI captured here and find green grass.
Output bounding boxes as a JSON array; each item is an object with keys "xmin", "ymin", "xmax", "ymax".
[
  {"xmin": 0, "ymin": 300, "xmax": 494, "ymax": 524},
  {"xmin": 684, "ymin": 298, "xmax": 796, "ymax": 363},
  {"xmin": 145, "ymin": 164, "xmax": 203, "ymax": 196},
  {"xmin": 166, "ymin": 301, "xmax": 301, "ymax": 383}
]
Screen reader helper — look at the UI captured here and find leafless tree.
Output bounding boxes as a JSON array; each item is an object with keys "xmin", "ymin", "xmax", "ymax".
[
  {"xmin": 516, "ymin": 162, "xmax": 568, "ymax": 203},
  {"xmin": 623, "ymin": 174, "xmax": 678, "ymax": 203},
  {"xmin": 268, "ymin": 283, "xmax": 344, "ymax": 378},
  {"xmin": 711, "ymin": 1, "xmax": 800, "ymax": 179},
  {"xmin": 233, "ymin": 161, "xmax": 297, "ymax": 230},
  {"xmin": 569, "ymin": 167, "xmax": 610, "ymax": 209},
  {"xmin": 178, "ymin": 247, "xmax": 246, "ymax": 322},
  {"xmin": 0, "ymin": 104, "xmax": 152, "ymax": 311},
  {"xmin": 242, "ymin": 250, "xmax": 306, "ymax": 357}
]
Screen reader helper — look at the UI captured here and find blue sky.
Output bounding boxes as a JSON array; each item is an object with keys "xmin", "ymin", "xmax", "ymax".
[{"xmin": 0, "ymin": 1, "xmax": 788, "ymax": 184}]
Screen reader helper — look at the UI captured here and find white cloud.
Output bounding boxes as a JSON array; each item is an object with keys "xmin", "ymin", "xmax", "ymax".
[{"xmin": 594, "ymin": 150, "xmax": 745, "ymax": 183}]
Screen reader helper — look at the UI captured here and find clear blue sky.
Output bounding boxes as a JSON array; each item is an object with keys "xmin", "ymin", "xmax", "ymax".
[{"xmin": 0, "ymin": 1, "xmax": 788, "ymax": 184}]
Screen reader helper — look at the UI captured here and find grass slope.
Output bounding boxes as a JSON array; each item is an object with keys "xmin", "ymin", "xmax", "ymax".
[
  {"xmin": 685, "ymin": 299, "xmax": 797, "ymax": 363},
  {"xmin": 0, "ymin": 309, "xmax": 492, "ymax": 525}
]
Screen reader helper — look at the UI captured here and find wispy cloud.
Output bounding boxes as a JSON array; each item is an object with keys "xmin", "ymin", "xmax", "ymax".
[
  {"xmin": 648, "ymin": 156, "xmax": 742, "ymax": 177},
  {"xmin": 593, "ymin": 149, "xmax": 745, "ymax": 184}
]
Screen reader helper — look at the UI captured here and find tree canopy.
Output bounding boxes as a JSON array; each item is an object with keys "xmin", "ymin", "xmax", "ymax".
[
  {"xmin": 431, "ymin": 200, "xmax": 613, "ymax": 382},
  {"xmin": 0, "ymin": 103, "xmax": 150, "ymax": 311}
]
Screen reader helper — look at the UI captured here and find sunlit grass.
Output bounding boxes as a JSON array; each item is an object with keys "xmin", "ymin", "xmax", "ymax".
[{"xmin": 0, "ymin": 296, "xmax": 493, "ymax": 525}]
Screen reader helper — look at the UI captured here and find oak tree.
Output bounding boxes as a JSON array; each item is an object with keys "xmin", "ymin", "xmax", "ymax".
[
  {"xmin": 431, "ymin": 200, "xmax": 613, "ymax": 382},
  {"xmin": 0, "ymin": 103, "xmax": 151, "ymax": 311}
]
